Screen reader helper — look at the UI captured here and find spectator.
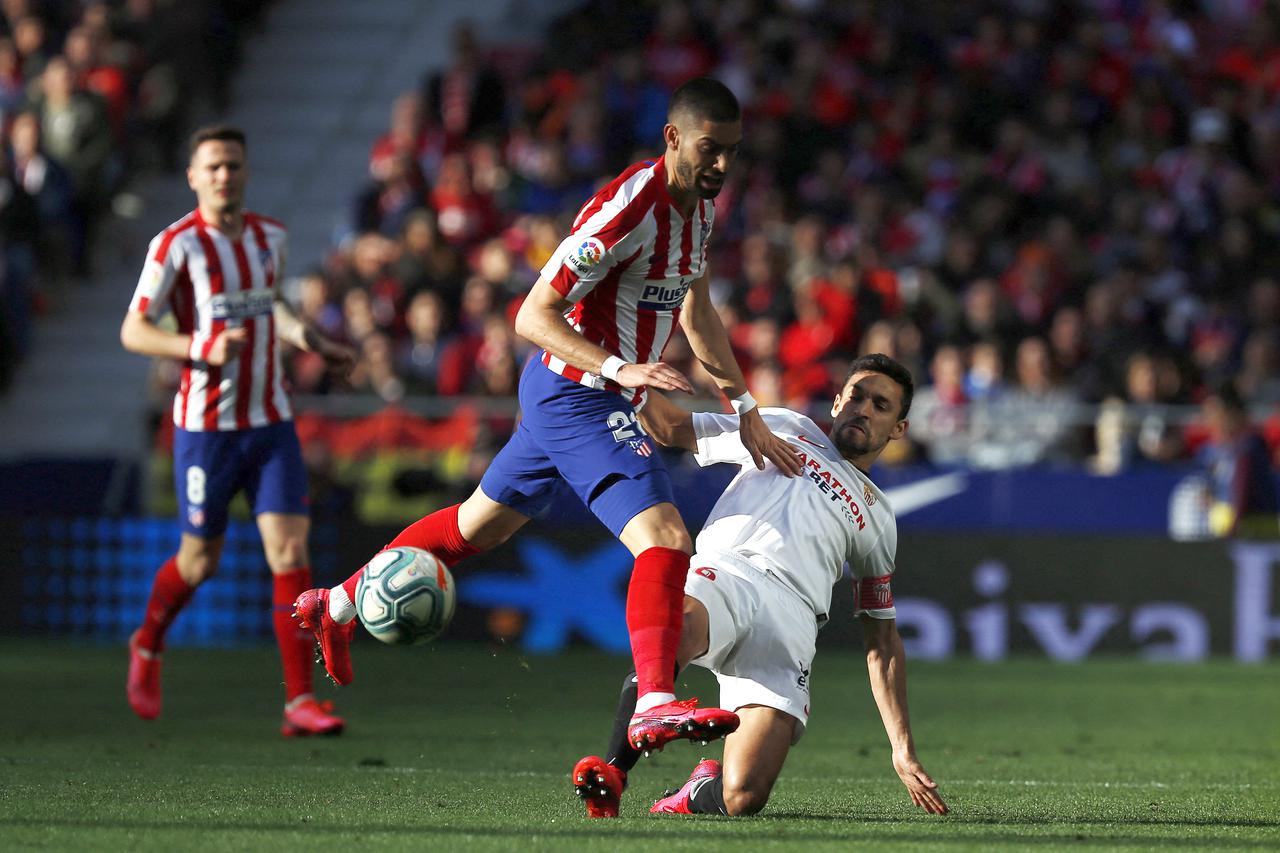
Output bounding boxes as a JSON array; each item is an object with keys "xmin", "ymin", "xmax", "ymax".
[
  {"xmin": 351, "ymin": 332, "xmax": 405, "ymax": 403},
  {"xmin": 424, "ymin": 22, "xmax": 506, "ymax": 147},
  {"xmin": 395, "ymin": 209, "xmax": 463, "ymax": 305},
  {"xmin": 1199, "ymin": 382, "xmax": 1279, "ymax": 538},
  {"xmin": 972, "ymin": 336, "xmax": 1082, "ymax": 468},
  {"xmin": 910, "ymin": 344, "xmax": 971, "ymax": 466},
  {"xmin": 353, "ymin": 152, "xmax": 427, "ymax": 236},
  {"xmin": 0, "ymin": 143, "xmax": 38, "ymax": 368},
  {"xmin": 370, "ymin": 91, "xmax": 441, "ymax": 183},
  {"xmin": 8, "ymin": 110, "xmax": 74, "ymax": 282},
  {"xmin": 397, "ymin": 290, "xmax": 452, "ymax": 394},
  {"xmin": 32, "ymin": 56, "xmax": 111, "ymax": 276},
  {"xmin": 429, "ymin": 152, "xmax": 499, "ymax": 247}
]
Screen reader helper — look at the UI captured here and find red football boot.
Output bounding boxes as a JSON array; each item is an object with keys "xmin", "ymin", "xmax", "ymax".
[
  {"xmin": 281, "ymin": 696, "xmax": 345, "ymax": 737},
  {"xmin": 572, "ymin": 755, "xmax": 627, "ymax": 818},
  {"xmin": 627, "ymin": 698, "xmax": 739, "ymax": 755},
  {"xmin": 650, "ymin": 758, "xmax": 722, "ymax": 814},
  {"xmin": 292, "ymin": 588, "xmax": 355, "ymax": 685},
  {"xmin": 126, "ymin": 630, "xmax": 162, "ymax": 720}
]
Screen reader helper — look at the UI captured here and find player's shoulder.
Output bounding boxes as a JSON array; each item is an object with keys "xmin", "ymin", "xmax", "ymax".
[
  {"xmin": 151, "ymin": 210, "xmax": 199, "ymax": 242},
  {"xmin": 759, "ymin": 407, "xmax": 821, "ymax": 434},
  {"xmin": 858, "ymin": 470, "xmax": 896, "ymax": 525},
  {"xmin": 591, "ymin": 159, "xmax": 663, "ymax": 213},
  {"xmin": 246, "ymin": 211, "xmax": 288, "ymax": 235},
  {"xmin": 147, "ymin": 211, "xmax": 201, "ymax": 258}
]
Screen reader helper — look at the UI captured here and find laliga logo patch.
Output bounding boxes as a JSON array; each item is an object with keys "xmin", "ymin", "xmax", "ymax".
[
  {"xmin": 187, "ymin": 507, "xmax": 205, "ymax": 528},
  {"xmin": 566, "ymin": 237, "xmax": 605, "ymax": 275}
]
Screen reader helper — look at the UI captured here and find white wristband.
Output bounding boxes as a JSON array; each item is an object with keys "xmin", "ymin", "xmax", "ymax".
[
  {"xmin": 600, "ymin": 355, "xmax": 629, "ymax": 382},
  {"xmin": 730, "ymin": 390, "xmax": 758, "ymax": 415}
]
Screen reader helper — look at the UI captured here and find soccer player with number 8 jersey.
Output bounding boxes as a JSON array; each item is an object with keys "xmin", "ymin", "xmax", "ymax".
[
  {"xmin": 294, "ymin": 78, "xmax": 804, "ymax": 754},
  {"xmin": 121, "ymin": 125, "xmax": 355, "ymax": 736}
]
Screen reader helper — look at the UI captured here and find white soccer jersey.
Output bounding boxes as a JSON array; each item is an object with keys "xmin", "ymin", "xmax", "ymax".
[
  {"xmin": 129, "ymin": 209, "xmax": 291, "ymax": 432},
  {"xmin": 692, "ymin": 408, "xmax": 898, "ymax": 622},
  {"xmin": 538, "ymin": 156, "xmax": 713, "ymax": 408}
]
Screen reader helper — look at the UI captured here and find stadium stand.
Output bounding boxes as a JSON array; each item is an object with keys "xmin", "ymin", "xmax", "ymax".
[
  {"xmin": 0, "ymin": 0, "xmax": 267, "ymax": 394},
  {"xmin": 266, "ymin": 0, "xmax": 1280, "ymax": 474}
]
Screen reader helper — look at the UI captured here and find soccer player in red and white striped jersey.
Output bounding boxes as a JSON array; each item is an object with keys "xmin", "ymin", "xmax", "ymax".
[
  {"xmin": 296, "ymin": 78, "xmax": 805, "ymax": 756},
  {"xmin": 120, "ymin": 125, "xmax": 354, "ymax": 736}
]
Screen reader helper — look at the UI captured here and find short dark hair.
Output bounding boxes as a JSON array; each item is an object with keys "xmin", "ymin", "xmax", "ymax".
[
  {"xmin": 668, "ymin": 77, "xmax": 740, "ymax": 125},
  {"xmin": 189, "ymin": 124, "xmax": 246, "ymax": 159},
  {"xmin": 844, "ymin": 353, "xmax": 915, "ymax": 419}
]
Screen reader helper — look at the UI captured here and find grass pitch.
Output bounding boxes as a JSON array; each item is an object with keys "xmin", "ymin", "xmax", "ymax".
[{"xmin": 1, "ymin": 639, "xmax": 1277, "ymax": 851}]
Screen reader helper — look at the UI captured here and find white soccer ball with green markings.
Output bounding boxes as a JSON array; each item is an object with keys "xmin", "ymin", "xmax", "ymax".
[{"xmin": 355, "ymin": 547, "xmax": 456, "ymax": 645}]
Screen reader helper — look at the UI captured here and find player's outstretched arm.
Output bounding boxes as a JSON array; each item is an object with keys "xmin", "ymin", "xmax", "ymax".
[
  {"xmin": 679, "ymin": 272, "xmax": 801, "ymax": 475},
  {"xmin": 515, "ymin": 276, "xmax": 694, "ymax": 392},
  {"xmin": 635, "ymin": 391, "xmax": 696, "ymax": 451},
  {"xmin": 859, "ymin": 614, "xmax": 949, "ymax": 815}
]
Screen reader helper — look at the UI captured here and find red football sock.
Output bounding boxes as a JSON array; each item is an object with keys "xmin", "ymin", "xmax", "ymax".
[
  {"xmin": 273, "ymin": 568, "xmax": 313, "ymax": 702},
  {"xmin": 626, "ymin": 547, "xmax": 690, "ymax": 697},
  {"xmin": 341, "ymin": 504, "xmax": 480, "ymax": 601},
  {"xmin": 135, "ymin": 555, "xmax": 195, "ymax": 652}
]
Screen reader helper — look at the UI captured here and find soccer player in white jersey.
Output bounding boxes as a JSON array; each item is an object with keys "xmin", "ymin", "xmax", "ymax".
[
  {"xmin": 573, "ymin": 354, "xmax": 950, "ymax": 819},
  {"xmin": 294, "ymin": 78, "xmax": 802, "ymax": 754},
  {"xmin": 120, "ymin": 125, "xmax": 355, "ymax": 736}
]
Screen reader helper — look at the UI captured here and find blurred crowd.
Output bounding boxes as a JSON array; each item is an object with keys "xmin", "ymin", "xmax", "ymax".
[
  {"xmin": 283, "ymin": 0, "xmax": 1280, "ymax": 473},
  {"xmin": 0, "ymin": 0, "xmax": 266, "ymax": 392}
]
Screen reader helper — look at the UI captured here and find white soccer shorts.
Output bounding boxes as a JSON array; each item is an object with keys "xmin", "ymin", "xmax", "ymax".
[{"xmin": 684, "ymin": 555, "xmax": 817, "ymax": 743}]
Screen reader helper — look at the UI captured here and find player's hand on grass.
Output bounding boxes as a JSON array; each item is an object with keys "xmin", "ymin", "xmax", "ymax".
[
  {"xmin": 617, "ymin": 361, "xmax": 694, "ymax": 394},
  {"xmin": 206, "ymin": 328, "xmax": 249, "ymax": 365},
  {"xmin": 892, "ymin": 749, "xmax": 949, "ymax": 814},
  {"xmin": 739, "ymin": 407, "xmax": 803, "ymax": 476}
]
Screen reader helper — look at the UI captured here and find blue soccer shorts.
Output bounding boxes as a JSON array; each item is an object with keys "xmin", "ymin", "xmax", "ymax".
[
  {"xmin": 173, "ymin": 420, "xmax": 309, "ymax": 538},
  {"xmin": 480, "ymin": 357, "xmax": 674, "ymax": 537}
]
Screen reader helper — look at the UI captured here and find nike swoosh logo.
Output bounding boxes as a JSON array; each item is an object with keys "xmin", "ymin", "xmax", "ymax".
[
  {"xmin": 794, "ymin": 435, "xmax": 826, "ymax": 449},
  {"xmin": 883, "ymin": 473, "xmax": 968, "ymax": 516}
]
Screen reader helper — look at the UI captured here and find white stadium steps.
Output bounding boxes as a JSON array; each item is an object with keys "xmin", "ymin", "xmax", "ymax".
[{"xmin": 0, "ymin": 0, "xmax": 576, "ymax": 460}]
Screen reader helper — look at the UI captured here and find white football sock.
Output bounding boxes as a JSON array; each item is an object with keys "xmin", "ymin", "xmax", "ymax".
[
  {"xmin": 328, "ymin": 585, "xmax": 356, "ymax": 623},
  {"xmin": 633, "ymin": 691, "xmax": 676, "ymax": 715}
]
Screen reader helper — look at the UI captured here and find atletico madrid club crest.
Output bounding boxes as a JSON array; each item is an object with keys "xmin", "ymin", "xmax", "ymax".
[{"xmin": 628, "ymin": 438, "xmax": 652, "ymax": 457}]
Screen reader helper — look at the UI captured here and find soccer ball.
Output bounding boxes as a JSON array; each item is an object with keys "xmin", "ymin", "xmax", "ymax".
[{"xmin": 355, "ymin": 547, "xmax": 456, "ymax": 645}]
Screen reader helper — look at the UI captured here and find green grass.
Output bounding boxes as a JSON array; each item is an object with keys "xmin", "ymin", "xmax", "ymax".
[{"xmin": 1, "ymin": 640, "xmax": 1277, "ymax": 851}]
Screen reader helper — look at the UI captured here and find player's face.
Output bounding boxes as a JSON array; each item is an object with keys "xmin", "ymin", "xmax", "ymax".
[
  {"xmin": 188, "ymin": 140, "xmax": 247, "ymax": 214},
  {"xmin": 829, "ymin": 371, "xmax": 908, "ymax": 463},
  {"xmin": 668, "ymin": 116, "xmax": 741, "ymax": 200}
]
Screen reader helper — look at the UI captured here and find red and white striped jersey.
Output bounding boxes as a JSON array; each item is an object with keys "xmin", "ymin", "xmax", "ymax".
[
  {"xmin": 538, "ymin": 156, "xmax": 714, "ymax": 407},
  {"xmin": 129, "ymin": 208, "xmax": 291, "ymax": 432}
]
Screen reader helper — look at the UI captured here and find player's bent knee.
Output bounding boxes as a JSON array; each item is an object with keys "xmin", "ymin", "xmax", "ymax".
[
  {"xmin": 723, "ymin": 785, "xmax": 770, "ymax": 817},
  {"xmin": 177, "ymin": 552, "xmax": 219, "ymax": 584},
  {"xmin": 265, "ymin": 537, "xmax": 308, "ymax": 574},
  {"xmin": 656, "ymin": 528, "xmax": 694, "ymax": 554}
]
